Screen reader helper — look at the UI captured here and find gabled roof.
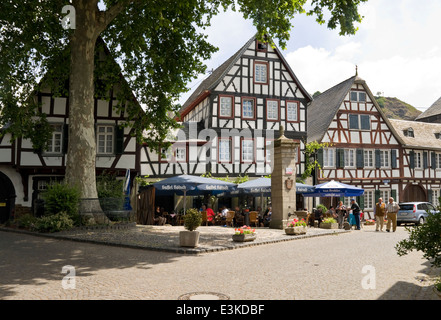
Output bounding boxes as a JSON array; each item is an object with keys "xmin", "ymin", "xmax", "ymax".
[
  {"xmin": 179, "ymin": 33, "xmax": 312, "ymax": 119},
  {"xmin": 416, "ymin": 96, "xmax": 441, "ymax": 121},
  {"xmin": 389, "ymin": 119, "xmax": 441, "ymax": 150},
  {"xmin": 307, "ymin": 76, "xmax": 356, "ymax": 143},
  {"xmin": 307, "ymin": 74, "xmax": 403, "ymax": 145}
]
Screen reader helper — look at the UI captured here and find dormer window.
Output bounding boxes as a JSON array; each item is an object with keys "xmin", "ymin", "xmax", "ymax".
[
  {"xmin": 404, "ymin": 128, "xmax": 414, "ymax": 138},
  {"xmin": 435, "ymin": 133, "xmax": 441, "ymax": 140}
]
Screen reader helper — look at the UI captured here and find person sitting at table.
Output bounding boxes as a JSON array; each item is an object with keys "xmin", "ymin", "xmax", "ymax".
[
  {"xmin": 234, "ymin": 206, "xmax": 244, "ymax": 227},
  {"xmin": 314, "ymin": 207, "xmax": 324, "ymax": 227},
  {"xmin": 263, "ymin": 206, "xmax": 272, "ymax": 227},
  {"xmin": 154, "ymin": 206, "xmax": 166, "ymax": 225},
  {"xmin": 202, "ymin": 204, "xmax": 215, "ymax": 225},
  {"xmin": 326, "ymin": 206, "xmax": 336, "ymax": 219}
]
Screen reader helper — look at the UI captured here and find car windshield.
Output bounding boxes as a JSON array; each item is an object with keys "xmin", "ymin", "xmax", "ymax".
[{"xmin": 399, "ymin": 204, "xmax": 414, "ymax": 211}]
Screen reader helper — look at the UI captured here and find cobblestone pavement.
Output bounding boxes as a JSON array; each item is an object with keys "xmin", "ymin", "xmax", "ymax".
[{"xmin": 0, "ymin": 224, "xmax": 440, "ymax": 300}]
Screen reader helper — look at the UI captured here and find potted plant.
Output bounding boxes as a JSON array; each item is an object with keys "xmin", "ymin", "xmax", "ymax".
[
  {"xmin": 320, "ymin": 217, "xmax": 338, "ymax": 229},
  {"xmin": 285, "ymin": 218, "xmax": 307, "ymax": 235},
  {"xmin": 364, "ymin": 219, "xmax": 375, "ymax": 226},
  {"xmin": 232, "ymin": 225, "xmax": 256, "ymax": 242},
  {"xmin": 179, "ymin": 208, "xmax": 202, "ymax": 247}
]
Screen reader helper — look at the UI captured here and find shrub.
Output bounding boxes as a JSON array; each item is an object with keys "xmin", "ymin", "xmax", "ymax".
[
  {"xmin": 183, "ymin": 208, "xmax": 202, "ymax": 232},
  {"xmin": 14, "ymin": 214, "xmax": 38, "ymax": 229},
  {"xmin": 396, "ymin": 211, "xmax": 441, "ymax": 268},
  {"xmin": 323, "ymin": 217, "xmax": 337, "ymax": 224},
  {"xmin": 32, "ymin": 212, "xmax": 74, "ymax": 233},
  {"xmin": 42, "ymin": 182, "xmax": 80, "ymax": 216}
]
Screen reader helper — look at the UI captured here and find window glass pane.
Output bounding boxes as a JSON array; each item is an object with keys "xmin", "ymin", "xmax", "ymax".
[
  {"xmin": 219, "ymin": 140, "xmax": 231, "ymax": 161},
  {"xmin": 255, "ymin": 64, "xmax": 267, "ymax": 83},
  {"xmin": 350, "ymin": 92, "xmax": 358, "ymax": 101},
  {"xmin": 287, "ymin": 102, "xmax": 298, "ymax": 121},
  {"xmin": 360, "ymin": 115, "xmax": 370, "ymax": 130},
  {"xmin": 267, "ymin": 101, "xmax": 278, "ymax": 120},
  {"xmin": 220, "ymin": 97, "xmax": 232, "ymax": 117},
  {"xmin": 242, "ymin": 140, "xmax": 254, "ymax": 161},
  {"xmin": 349, "ymin": 114, "xmax": 359, "ymax": 129},
  {"xmin": 242, "ymin": 99, "xmax": 254, "ymax": 118}
]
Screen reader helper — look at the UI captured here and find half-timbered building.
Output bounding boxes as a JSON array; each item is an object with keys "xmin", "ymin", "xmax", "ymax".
[
  {"xmin": 388, "ymin": 119, "xmax": 441, "ymax": 207},
  {"xmin": 0, "ymin": 42, "xmax": 141, "ymax": 222},
  {"xmin": 307, "ymin": 74, "xmax": 404, "ymax": 215},
  {"xmin": 140, "ymin": 34, "xmax": 312, "ymax": 182}
]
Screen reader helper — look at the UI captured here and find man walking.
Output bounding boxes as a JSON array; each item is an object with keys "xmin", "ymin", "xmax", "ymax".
[
  {"xmin": 386, "ymin": 197, "xmax": 400, "ymax": 232},
  {"xmin": 374, "ymin": 198, "xmax": 386, "ymax": 232},
  {"xmin": 350, "ymin": 199, "xmax": 361, "ymax": 230}
]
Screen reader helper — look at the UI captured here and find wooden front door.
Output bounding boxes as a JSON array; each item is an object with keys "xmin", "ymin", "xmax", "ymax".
[{"xmin": 403, "ymin": 183, "xmax": 426, "ymax": 202}]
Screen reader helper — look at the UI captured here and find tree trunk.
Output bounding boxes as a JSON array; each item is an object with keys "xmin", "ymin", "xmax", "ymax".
[{"xmin": 65, "ymin": 1, "xmax": 108, "ymax": 224}]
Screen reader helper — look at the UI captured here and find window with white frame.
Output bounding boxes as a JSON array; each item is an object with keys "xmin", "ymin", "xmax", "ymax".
[
  {"xmin": 379, "ymin": 189, "xmax": 390, "ymax": 201},
  {"xmin": 350, "ymin": 91, "xmax": 366, "ymax": 102},
  {"xmin": 432, "ymin": 189, "xmax": 440, "ymax": 207},
  {"xmin": 175, "ymin": 146, "xmax": 186, "ymax": 162},
  {"xmin": 344, "ymin": 149, "xmax": 355, "ymax": 168},
  {"xmin": 219, "ymin": 96, "xmax": 233, "ymax": 118},
  {"xmin": 436, "ymin": 153, "xmax": 441, "ymax": 169},
  {"xmin": 364, "ymin": 190, "xmax": 374, "ymax": 210},
  {"xmin": 97, "ymin": 125, "xmax": 114, "ymax": 154},
  {"xmin": 46, "ymin": 124, "xmax": 63, "ymax": 154},
  {"xmin": 364, "ymin": 149, "xmax": 374, "ymax": 168},
  {"xmin": 266, "ymin": 100, "xmax": 278, "ymax": 120},
  {"xmin": 323, "ymin": 148, "xmax": 335, "ymax": 168},
  {"xmin": 415, "ymin": 151, "xmax": 423, "ymax": 169},
  {"xmin": 242, "ymin": 99, "xmax": 254, "ymax": 119},
  {"xmin": 160, "ymin": 146, "xmax": 173, "ymax": 161},
  {"xmin": 380, "ymin": 150, "xmax": 390, "ymax": 168},
  {"xmin": 286, "ymin": 101, "xmax": 298, "ymax": 122},
  {"xmin": 255, "ymin": 62, "xmax": 267, "ymax": 83},
  {"xmin": 241, "ymin": 140, "xmax": 254, "ymax": 162},
  {"xmin": 265, "ymin": 140, "xmax": 273, "ymax": 163},
  {"xmin": 349, "ymin": 114, "xmax": 370, "ymax": 130},
  {"xmin": 219, "ymin": 139, "xmax": 231, "ymax": 162}
]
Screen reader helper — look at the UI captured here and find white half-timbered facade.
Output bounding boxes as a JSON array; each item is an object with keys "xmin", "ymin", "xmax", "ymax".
[
  {"xmin": 140, "ymin": 34, "xmax": 312, "ymax": 180},
  {"xmin": 0, "ymin": 43, "xmax": 141, "ymax": 220},
  {"xmin": 308, "ymin": 75, "xmax": 405, "ymax": 214},
  {"xmin": 388, "ymin": 119, "xmax": 441, "ymax": 207}
]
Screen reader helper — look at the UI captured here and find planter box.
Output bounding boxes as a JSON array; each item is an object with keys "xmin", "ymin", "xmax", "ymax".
[
  {"xmin": 232, "ymin": 233, "xmax": 256, "ymax": 242},
  {"xmin": 320, "ymin": 222, "xmax": 338, "ymax": 229},
  {"xmin": 179, "ymin": 230, "xmax": 200, "ymax": 247},
  {"xmin": 285, "ymin": 226, "xmax": 307, "ymax": 235}
]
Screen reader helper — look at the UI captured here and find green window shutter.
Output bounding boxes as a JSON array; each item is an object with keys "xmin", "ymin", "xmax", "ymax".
[
  {"xmin": 391, "ymin": 149, "xmax": 397, "ymax": 169},
  {"xmin": 375, "ymin": 189, "xmax": 381, "ymax": 204},
  {"xmin": 115, "ymin": 126, "xmax": 124, "ymax": 155},
  {"xmin": 358, "ymin": 195, "xmax": 364, "ymax": 211},
  {"xmin": 409, "ymin": 150, "xmax": 415, "ymax": 169},
  {"xmin": 423, "ymin": 152, "xmax": 428, "ymax": 169},
  {"xmin": 317, "ymin": 148, "xmax": 324, "ymax": 167},
  {"xmin": 428, "ymin": 189, "xmax": 433, "ymax": 203},
  {"xmin": 63, "ymin": 124, "xmax": 69, "ymax": 154},
  {"xmin": 375, "ymin": 149, "xmax": 381, "ymax": 168},
  {"xmin": 391, "ymin": 189, "xmax": 397, "ymax": 201},
  {"xmin": 431, "ymin": 152, "xmax": 437, "ymax": 169},
  {"xmin": 356, "ymin": 149, "xmax": 364, "ymax": 169},
  {"xmin": 337, "ymin": 148, "xmax": 344, "ymax": 168}
]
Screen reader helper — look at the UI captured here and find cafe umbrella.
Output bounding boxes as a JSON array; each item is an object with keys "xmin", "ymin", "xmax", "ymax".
[
  {"xmin": 301, "ymin": 180, "xmax": 364, "ymax": 198},
  {"xmin": 153, "ymin": 174, "xmax": 237, "ymax": 214},
  {"xmin": 236, "ymin": 177, "xmax": 315, "ymax": 211}
]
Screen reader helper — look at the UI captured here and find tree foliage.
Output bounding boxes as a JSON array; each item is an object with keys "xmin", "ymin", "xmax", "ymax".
[{"xmin": 0, "ymin": 0, "xmax": 367, "ymax": 197}]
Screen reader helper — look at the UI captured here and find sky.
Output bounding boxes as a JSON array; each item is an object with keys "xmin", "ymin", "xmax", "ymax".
[{"xmin": 179, "ymin": 0, "xmax": 441, "ymax": 113}]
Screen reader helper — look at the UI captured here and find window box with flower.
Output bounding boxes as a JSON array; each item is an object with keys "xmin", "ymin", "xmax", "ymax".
[
  {"xmin": 285, "ymin": 218, "xmax": 307, "ymax": 235},
  {"xmin": 232, "ymin": 226, "xmax": 256, "ymax": 242}
]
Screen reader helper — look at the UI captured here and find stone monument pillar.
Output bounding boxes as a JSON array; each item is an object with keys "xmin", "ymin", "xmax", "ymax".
[{"xmin": 270, "ymin": 126, "xmax": 300, "ymax": 229}]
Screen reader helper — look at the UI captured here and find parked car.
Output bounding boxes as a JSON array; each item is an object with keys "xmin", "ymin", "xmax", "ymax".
[{"xmin": 397, "ymin": 202, "xmax": 439, "ymax": 226}]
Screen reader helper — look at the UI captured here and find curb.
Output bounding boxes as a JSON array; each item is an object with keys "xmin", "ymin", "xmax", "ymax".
[{"xmin": 0, "ymin": 225, "xmax": 349, "ymax": 255}]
